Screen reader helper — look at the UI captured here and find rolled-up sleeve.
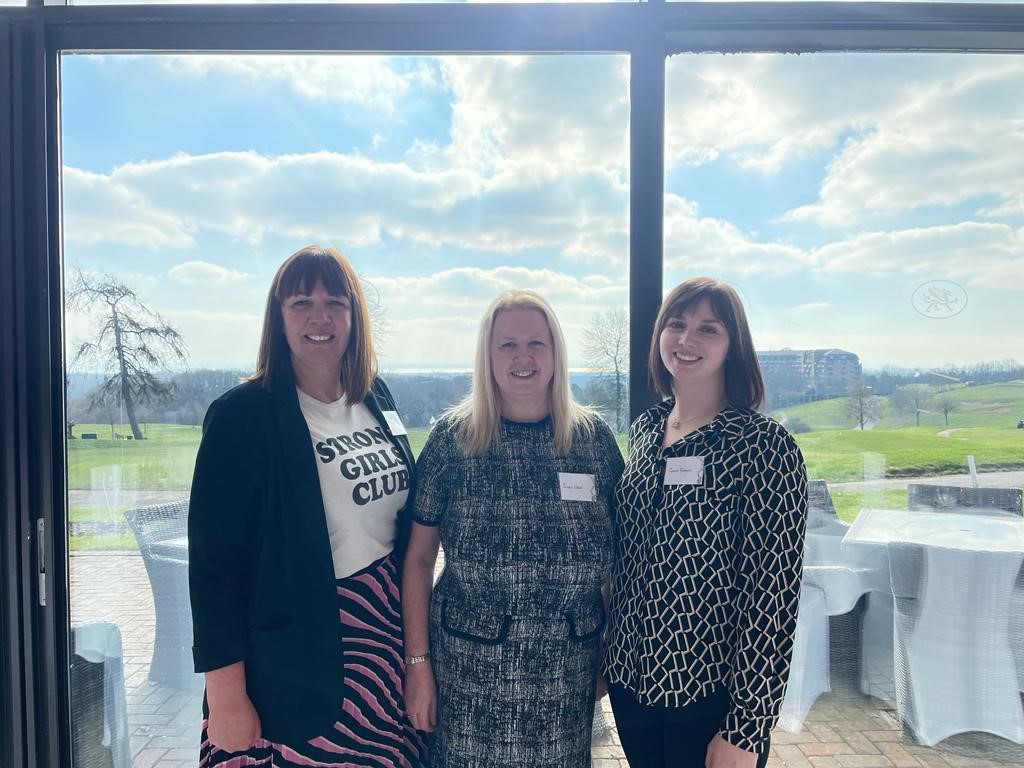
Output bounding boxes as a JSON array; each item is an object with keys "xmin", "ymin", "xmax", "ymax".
[
  {"xmin": 188, "ymin": 397, "xmax": 262, "ymax": 673},
  {"xmin": 721, "ymin": 427, "xmax": 808, "ymax": 753}
]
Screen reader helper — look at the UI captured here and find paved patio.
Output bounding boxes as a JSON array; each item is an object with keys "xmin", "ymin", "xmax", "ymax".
[{"xmin": 70, "ymin": 551, "xmax": 1024, "ymax": 768}]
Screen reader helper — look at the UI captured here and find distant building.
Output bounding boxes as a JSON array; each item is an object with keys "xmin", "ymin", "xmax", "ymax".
[{"xmin": 758, "ymin": 348, "xmax": 861, "ymax": 403}]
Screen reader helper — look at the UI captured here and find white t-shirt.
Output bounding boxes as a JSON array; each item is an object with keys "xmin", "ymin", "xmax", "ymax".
[{"xmin": 297, "ymin": 388, "xmax": 411, "ymax": 578}]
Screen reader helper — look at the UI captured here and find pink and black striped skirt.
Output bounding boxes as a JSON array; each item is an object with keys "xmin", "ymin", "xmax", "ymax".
[{"xmin": 199, "ymin": 554, "xmax": 428, "ymax": 768}]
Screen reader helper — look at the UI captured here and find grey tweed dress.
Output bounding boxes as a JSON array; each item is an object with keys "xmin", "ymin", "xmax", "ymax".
[{"xmin": 414, "ymin": 415, "xmax": 624, "ymax": 768}]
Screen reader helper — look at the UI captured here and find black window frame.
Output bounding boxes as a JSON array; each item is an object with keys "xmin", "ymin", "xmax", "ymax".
[{"xmin": 2, "ymin": 3, "xmax": 1024, "ymax": 765}]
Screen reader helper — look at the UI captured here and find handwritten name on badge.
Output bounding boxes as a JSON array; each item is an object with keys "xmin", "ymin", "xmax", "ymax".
[
  {"xmin": 664, "ymin": 456, "xmax": 705, "ymax": 486},
  {"xmin": 382, "ymin": 410, "xmax": 408, "ymax": 436},
  {"xmin": 558, "ymin": 472, "xmax": 596, "ymax": 502}
]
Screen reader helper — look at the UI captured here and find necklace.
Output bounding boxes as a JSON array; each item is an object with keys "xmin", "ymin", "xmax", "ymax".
[
  {"xmin": 669, "ymin": 409, "xmax": 719, "ymax": 430},
  {"xmin": 669, "ymin": 412, "xmax": 695, "ymax": 429}
]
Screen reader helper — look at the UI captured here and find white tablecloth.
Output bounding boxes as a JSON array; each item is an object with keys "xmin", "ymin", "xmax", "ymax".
[
  {"xmin": 844, "ymin": 507, "xmax": 1024, "ymax": 553},
  {"xmin": 843, "ymin": 506, "xmax": 1024, "ymax": 746}
]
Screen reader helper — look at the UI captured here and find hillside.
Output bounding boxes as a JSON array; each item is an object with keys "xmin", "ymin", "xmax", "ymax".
[{"xmin": 775, "ymin": 381, "xmax": 1024, "ymax": 433}]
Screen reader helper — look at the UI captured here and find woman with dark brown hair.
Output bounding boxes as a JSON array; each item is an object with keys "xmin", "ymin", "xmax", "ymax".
[
  {"xmin": 603, "ymin": 277, "xmax": 808, "ymax": 768},
  {"xmin": 188, "ymin": 244, "xmax": 427, "ymax": 767}
]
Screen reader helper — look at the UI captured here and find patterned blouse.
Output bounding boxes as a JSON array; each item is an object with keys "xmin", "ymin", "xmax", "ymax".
[{"xmin": 604, "ymin": 400, "xmax": 808, "ymax": 753}]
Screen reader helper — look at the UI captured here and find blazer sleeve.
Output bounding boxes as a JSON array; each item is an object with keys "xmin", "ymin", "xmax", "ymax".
[
  {"xmin": 721, "ymin": 424, "xmax": 808, "ymax": 753},
  {"xmin": 188, "ymin": 395, "xmax": 264, "ymax": 673}
]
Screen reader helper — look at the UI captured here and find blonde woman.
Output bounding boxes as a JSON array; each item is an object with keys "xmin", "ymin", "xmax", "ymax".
[{"xmin": 402, "ymin": 290, "xmax": 624, "ymax": 767}]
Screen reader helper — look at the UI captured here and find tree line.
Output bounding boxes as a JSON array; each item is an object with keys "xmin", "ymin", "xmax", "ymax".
[
  {"xmin": 66, "ymin": 270, "xmax": 1020, "ymax": 438},
  {"xmin": 66, "ymin": 273, "xmax": 632, "ymax": 436}
]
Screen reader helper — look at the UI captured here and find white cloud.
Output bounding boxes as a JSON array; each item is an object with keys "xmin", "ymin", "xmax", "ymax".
[
  {"xmin": 791, "ymin": 302, "xmax": 831, "ymax": 314},
  {"xmin": 63, "ymin": 149, "xmax": 629, "ymax": 264},
  {"xmin": 666, "ymin": 54, "xmax": 1024, "ymax": 230},
  {"xmin": 777, "ymin": 61, "xmax": 1024, "ymax": 226},
  {"xmin": 62, "ymin": 167, "xmax": 195, "ymax": 249},
  {"xmin": 372, "ymin": 265, "xmax": 626, "ymax": 314},
  {"xmin": 980, "ymin": 194, "xmax": 1024, "ymax": 218},
  {"xmin": 379, "ymin": 316, "xmax": 480, "ymax": 369},
  {"xmin": 164, "ymin": 55, "xmax": 438, "ymax": 112},
  {"xmin": 664, "ymin": 193, "xmax": 810, "ymax": 275},
  {"xmin": 161, "ymin": 309, "xmax": 262, "ymax": 368},
  {"xmin": 440, "ymin": 56, "xmax": 629, "ymax": 174},
  {"xmin": 168, "ymin": 261, "xmax": 249, "ymax": 285},
  {"xmin": 65, "ymin": 55, "xmax": 637, "ymax": 266},
  {"xmin": 66, "ymin": 148, "xmax": 1024, "ymax": 295},
  {"xmin": 665, "ymin": 54, "xmax": 896, "ymax": 174},
  {"xmin": 369, "ymin": 265, "xmax": 628, "ymax": 366},
  {"xmin": 810, "ymin": 222, "xmax": 1024, "ymax": 288}
]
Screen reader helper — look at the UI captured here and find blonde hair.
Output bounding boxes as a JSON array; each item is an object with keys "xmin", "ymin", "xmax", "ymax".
[{"xmin": 448, "ymin": 290, "xmax": 597, "ymax": 456}]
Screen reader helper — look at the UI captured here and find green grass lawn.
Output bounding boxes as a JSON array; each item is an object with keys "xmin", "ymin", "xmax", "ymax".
[
  {"xmin": 775, "ymin": 398, "xmax": 852, "ymax": 431},
  {"xmin": 407, "ymin": 427, "xmax": 429, "ymax": 457},
  {"xmin": 66, "ymin": 408, "xmax": 1024, "ymax": 549},
  {"xmin": 70, "ymin": 533, "xmax": 137, "ymax": 551},
  {"xmin": 829, "ymin": 487, "xmax": 908, "ymax": 524},
  {"xmin": 69, "ymin": 505, "xmax": 128, "ymax": 522},
  {"xmin": 68, "ymin": 422, "xmax": 202, "ymax": 491},
  {"xmin": 795, "ymin": 426, "xmax": 1024, "ymax": 481},
  {"xmin": 68, "ymin": 418, "xmax": 1024, "ymax": 493},
  {"xmin": 776, "ymin": 380, "xmax": 1024, "ymax": 433}
]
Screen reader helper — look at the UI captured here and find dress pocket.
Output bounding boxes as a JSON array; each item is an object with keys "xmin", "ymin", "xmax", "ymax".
[
  {"xmin": 440, "ymin": 600, "xmax": 512, "ymax": 645},
  {"xmin": 565, "ymin": 602, "xmax": 606, "ymax": 642}
]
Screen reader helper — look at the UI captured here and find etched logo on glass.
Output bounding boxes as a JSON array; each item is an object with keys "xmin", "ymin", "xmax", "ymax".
[{"xmin": 911, "ymin": 280, "xmax": 968, "ymax": 319}]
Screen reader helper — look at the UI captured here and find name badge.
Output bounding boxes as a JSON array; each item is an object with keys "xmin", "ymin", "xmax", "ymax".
[
  {"xmin": 664, "ymin": 456, "xmax": 705, "ymax": 486},
  {"xmin": 382, "ymin": 410, "xmax": 408, "ymax": 436},
  {"xmin": 559, "ymin": 472, "xmax": 596, "ymax": 502}
]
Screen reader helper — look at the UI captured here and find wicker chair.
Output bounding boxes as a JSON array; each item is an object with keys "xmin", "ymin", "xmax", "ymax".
[
  {"xmin": 71, "ymin": 622, "xmax": 131, "ymax": 768},
  {"xmin": 907, "ymin": 484, "xmax": 1023, "ymax": 517},
  {"xmin": 806, "ymin": 479, "xmax": 844, "ymax": 531},
  {"xmin": 124, "ymin": 500, "xmax": 202, "ymax": 690}
]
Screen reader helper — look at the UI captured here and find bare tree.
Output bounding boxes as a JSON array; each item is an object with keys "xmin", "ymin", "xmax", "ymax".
[
  {"xmin": 67, "ymin": 269, "xmax": 188, "ymax": 440},
  {"xmin": 844, "ymin": 383, "xmax": 880, "ymax": 430},
  {"xmin": 581, "ymin": 308, "xmax": 629, "ymax": 432},
  {"xmin": 933, "ymin": 393, "xmax": 960, "ymax": 427},
  {"xmin": 890, "ymin": 385, "xmax": 932, "ymax": 427}
]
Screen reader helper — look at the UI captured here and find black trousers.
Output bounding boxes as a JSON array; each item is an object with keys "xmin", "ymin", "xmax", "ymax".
[{"xmin": 608, "ymin": 683, "xmax": 771, "ymax": 768}]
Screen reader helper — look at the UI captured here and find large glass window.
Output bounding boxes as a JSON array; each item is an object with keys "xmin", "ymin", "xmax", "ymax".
[
  {"xmin": 666, "ymin": 51, "xmax": 1024, "ymax": 765},
  {"xmin": 61, "ymin": 52, "xmax": 629, "ymax": 766}
]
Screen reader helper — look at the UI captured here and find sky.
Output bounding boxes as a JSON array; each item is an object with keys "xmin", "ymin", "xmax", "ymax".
[{"xmin": 59, "ymin": 51, "xmax": 1024, "ymax": 373}]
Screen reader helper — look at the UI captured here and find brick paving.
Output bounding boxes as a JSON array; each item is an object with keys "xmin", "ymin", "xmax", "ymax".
[{"xmin": 70, "ymin": 552, "xmax": 1024, "ymax": 768}]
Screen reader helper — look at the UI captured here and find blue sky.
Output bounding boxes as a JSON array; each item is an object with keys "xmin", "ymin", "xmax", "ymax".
[{"xmin": 60, "ymin": 52, "xmax": 1024, "ymax": 372}]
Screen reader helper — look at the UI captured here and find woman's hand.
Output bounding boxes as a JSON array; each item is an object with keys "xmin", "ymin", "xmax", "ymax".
[
  {"xmin": 207, "ymin": 690, "xmax": 261, "ymax": 753},
  {"xmin": 404, "ymin": 662, "xmax": 438, "ymax": 732},
  {"xmin": 205, "ymin": 662, "xmax": 261, "ymax": 753},
  {"xmin": 401, "ymin": 523, "xmax": 441, "ymax": 733},
  {"xmin": 706, "ymin": 733, "xmax": 757, "ymax": 768}
]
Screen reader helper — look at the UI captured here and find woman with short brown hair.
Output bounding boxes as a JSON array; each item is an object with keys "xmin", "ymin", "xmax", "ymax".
[
  {"xmin": 605, "ymin": 276, "xmax": 807, "ymax": 768},
  {"xmin": 189, "ymin": 244, "xmax": 427, "ymax": 767}
]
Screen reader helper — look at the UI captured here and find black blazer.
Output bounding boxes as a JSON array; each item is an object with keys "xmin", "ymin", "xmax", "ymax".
[{"xmin": 187, "ymin": 371, "xmax": 416, "ymax": 745}]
